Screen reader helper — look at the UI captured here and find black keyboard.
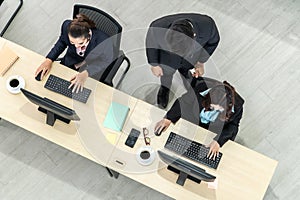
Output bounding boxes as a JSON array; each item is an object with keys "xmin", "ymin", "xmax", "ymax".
[
  {"xmin": 44, "ymin": 74, "xmax": 92, "ymax": 103},
  {"xmin": 164, "ymin": 132, "xmax": 222, "ymax": 169}
]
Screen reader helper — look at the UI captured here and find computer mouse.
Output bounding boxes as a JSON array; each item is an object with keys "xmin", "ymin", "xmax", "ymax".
[
  {"xmin": 154, "ymin": 128, "xmax": 164, "ymax": 136},
  {"xmin": 35, "ymin": 71, "xmax": 42, "ymax": 81}
]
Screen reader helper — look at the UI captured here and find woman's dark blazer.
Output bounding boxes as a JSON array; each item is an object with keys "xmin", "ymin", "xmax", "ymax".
[
  {"xmin": 166, "ymin": 77, "xmax": 244, "ymax": 147},
  {"xmin": 46, "ymin": 20, "xmax": 113, "ymax": 78}
]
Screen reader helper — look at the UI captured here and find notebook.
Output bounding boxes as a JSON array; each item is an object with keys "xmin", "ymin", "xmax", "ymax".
[
  {"xmin": 103, "ymin": 102, "xmax": 130, "ymax": 131},
  {"xmin": 0, "ymin": 46, "xmax": 19, "ymax": 76}
]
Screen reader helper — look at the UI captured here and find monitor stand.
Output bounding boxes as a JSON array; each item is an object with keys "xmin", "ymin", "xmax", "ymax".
[
  {"xmin": 38, "ymin": 107, "xmax": 70, "ymax": 126},
  {"xmin": 167, "ymin": 165, "xmax": 201, "ymax": 186}
]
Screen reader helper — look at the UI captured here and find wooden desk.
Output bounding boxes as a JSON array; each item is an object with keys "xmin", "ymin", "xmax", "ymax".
[
  {"xmin": 0, "ymin": 37, "xmax": 277, "ymax": 199},
  {"xmin": 0, "ymin": 37, "xmax": 137, "ymax": 166},
  {"xmin": 107, "ymin": 100, "xmax": 278, "ymax": 200}
]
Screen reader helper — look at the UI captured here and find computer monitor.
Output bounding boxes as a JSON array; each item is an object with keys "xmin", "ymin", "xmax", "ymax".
[
  {"xmin": 158, "ymin": 150, "xmax": 216, "ymax": 186},
  {"xmin": 21, "ymin": 88, "xmax": 80, "ymax": 126}
]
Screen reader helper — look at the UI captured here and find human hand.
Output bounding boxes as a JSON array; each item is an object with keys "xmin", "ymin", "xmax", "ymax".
[
  {"xmin": 193, "ymin": 62, "xmax": 204, "ymax": 78},
  {"xmin": 35, "ymin": 58, "xmax": 53, "ymax": 80},
  {"xmin": 68, "ymin": 70, "xmax": 89, "ymax": 93},
  {"xmin": 154, "ymin": 118, "xmax": 171, "ymax": 135},
  {"xmin": 207, "ymin": 140, "xmax": 220, "ymax": 160},
  {"xmin": 210, "ymin": 104, "xmax": 224, "ymax": 112},
  {"xmin": 74, "ymin": 60, "xmax": 86, "ymax": 69},
  {"xmin": 151, "ymin": 65, "xmax": 163, "ymax": 77}
]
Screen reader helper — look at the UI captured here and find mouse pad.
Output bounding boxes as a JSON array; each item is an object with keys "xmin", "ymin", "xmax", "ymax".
[{"xmin": 103, "ymin": 102, "xmax": 130, "ymax": 131}]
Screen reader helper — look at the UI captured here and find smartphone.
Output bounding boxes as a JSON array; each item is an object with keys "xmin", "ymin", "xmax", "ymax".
[{"xmin": 125, "ymin": 128, "xmax": 140, "ymax": 148}]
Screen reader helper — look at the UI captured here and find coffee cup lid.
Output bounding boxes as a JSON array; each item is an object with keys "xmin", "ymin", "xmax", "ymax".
[{"xmin": 6, "ymin": 75, "xmax": 25, "ymax": 94}]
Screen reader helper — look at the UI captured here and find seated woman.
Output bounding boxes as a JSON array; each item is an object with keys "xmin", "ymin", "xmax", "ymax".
[
  {"xmin": 35, "ymin": 13, "xmax": 113, "ymax": 92},
  {"xmin": 155, "ymin": 77, "xmax": 244, "ymax": 160}
]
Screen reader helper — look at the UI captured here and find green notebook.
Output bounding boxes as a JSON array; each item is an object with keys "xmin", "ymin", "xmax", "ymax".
[{"xmin": 103, "ymin": 102, "xmax": 130, "ymax": 131}]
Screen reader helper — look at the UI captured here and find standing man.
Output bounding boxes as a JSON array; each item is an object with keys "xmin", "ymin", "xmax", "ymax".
[{"xmin": 146, "ymin": 13, "xmax": 220, "ymax": 108}]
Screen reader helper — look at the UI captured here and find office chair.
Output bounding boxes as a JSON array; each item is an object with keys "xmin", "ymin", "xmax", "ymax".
[
  {"xmin": 0, "ymin": 0, "xmax": 23, "ymax": 37},
  {"xmin": 73, "ymin": 4, "xmax": 130, "ymax": 89}
]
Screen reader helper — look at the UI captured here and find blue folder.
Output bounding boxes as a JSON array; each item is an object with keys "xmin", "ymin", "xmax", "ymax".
[{"xmin": 103, "ymin": 102, "xmax": 130, "ymax": 131}]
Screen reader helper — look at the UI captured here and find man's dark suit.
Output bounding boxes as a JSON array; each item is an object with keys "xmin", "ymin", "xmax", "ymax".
[
  {"xmin": 165, "ymin": 78, "xmax": 244, "ymax": 147},
  {"xmin": 46, "ymin": 20, "xmax": 114, "ymax": 79},
  {"xmin": 146, "ymin": 13, "xmax": 220, "ymax": 84}
]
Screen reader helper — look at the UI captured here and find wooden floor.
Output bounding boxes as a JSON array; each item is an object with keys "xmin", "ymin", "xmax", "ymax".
[{"xmin": 1, "ymin": 0, "xmax": 300, "ymax": 199}]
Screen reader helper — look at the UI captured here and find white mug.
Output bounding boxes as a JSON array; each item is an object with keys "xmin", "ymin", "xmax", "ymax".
[
  {"xmin": 6, "ymin": 75, "xmax": 25, "ymax": 94},
  {"xmin": 136, "ymin": 146, "xmax": 156, "ymax": 166}
]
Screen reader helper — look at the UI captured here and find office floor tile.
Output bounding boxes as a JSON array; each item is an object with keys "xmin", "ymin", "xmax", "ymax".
[{"xmin": 1, "ymin": 0, "xmax": 300, "ymax": 199}]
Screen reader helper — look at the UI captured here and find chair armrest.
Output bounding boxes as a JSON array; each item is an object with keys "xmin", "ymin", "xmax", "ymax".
[
  {"xmin": 0, "ymin": 0, "xmax": 23, "ymax": 36},
  {"xmin": 103, "ymin": 50, "xmax": 130, "ymax": 88}
]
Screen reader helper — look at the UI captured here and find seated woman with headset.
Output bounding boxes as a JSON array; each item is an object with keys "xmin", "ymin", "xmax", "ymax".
[
  {"xmin": 35, "ymin": 13, "xmax": 113, "ymax": 93},
  {"xmin": 155, "ymin": 78, "xmax": 244, "ymax": 160}
]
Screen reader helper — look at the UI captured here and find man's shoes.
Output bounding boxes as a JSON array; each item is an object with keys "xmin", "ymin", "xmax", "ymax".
[{"xmin": 157, "ymin": 86, "xmax": 170, "ymax": 109}]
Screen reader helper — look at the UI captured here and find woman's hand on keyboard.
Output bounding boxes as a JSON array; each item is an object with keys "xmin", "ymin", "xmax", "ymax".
[
  {"xmin": 69, "ymin": 70, "xmax": 89, "ymax": 93},
  {"xmin": 207, "ymin": 140, "xmax": 220, "ymax": 160}
]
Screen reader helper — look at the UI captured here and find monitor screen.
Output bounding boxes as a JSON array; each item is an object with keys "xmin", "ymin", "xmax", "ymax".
[
  {"xmin": 158, "ymin": 150, "xmax": 216, "ymax": 186},
  {"xmin": 21, "ymin": 88, "xmax": 80, "ymax": 126}
]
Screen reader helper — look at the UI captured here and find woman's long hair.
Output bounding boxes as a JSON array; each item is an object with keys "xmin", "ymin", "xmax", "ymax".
[
  {"xmin": 67, "ymin": 13, "xmax": 96, "ymax": 39},
  {"xmin": 202, "ymin": 81, "xmax": 235, "ymax": 121}
]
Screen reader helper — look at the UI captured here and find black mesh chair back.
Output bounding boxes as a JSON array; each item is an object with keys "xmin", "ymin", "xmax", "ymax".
[
  {"xmin": 73, "ymin": 4, "xmax": 122, "ymax": 57},
  {"xmin": 72, "ymin": 4, "xmax": 130, "ymax": 88}
]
